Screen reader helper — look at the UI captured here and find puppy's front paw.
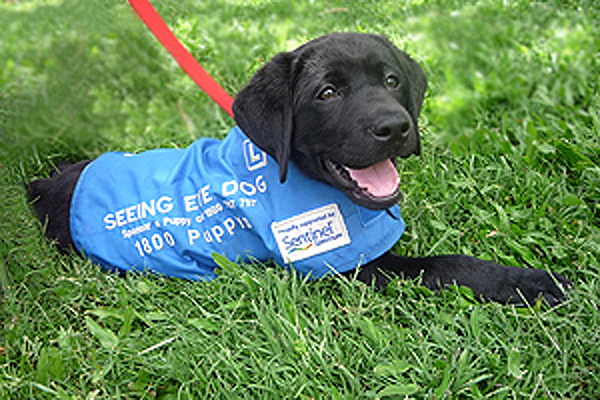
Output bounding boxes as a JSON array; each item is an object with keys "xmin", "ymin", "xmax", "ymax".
[{"xmin": 503, "ymin": 267, "xmax": 572, "ymax": 307}]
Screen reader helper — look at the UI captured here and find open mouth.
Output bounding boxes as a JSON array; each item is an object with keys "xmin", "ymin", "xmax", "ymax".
[{"xmin": 325, "ymin": 157, "xmax": 401, "ymax": 208}]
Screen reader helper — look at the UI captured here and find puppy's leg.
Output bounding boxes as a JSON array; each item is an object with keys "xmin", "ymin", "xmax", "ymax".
[
  {"xmin": 27, "ymin": 160, "xmax": 91, "ymax": 253},
  {"xmin": 348, "ymin": 252, "xmax": 572, "ymax": 306}
]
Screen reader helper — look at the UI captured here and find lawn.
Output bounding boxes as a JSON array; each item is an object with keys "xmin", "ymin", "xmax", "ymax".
[{"xmin": 1, "ymin": 0, "xmax": 599, "ymax": 398}]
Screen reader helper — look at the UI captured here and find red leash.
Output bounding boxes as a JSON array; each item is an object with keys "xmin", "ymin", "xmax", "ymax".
[{"xmin": 128, "ymin": 0, "xmax": 234, "ymax": 118}]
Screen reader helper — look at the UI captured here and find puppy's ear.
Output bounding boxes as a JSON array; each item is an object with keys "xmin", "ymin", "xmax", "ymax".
[
  {"xmin": 233, "ymin": 52, "xmax": 296, "ymax": 183},
  {"xmin": 405, "ymin": 56, "xmax": 427, "ymax": 155},
  {"xmin": 405, "ymin": 56, "xmax": 428, "ymax": 134}
]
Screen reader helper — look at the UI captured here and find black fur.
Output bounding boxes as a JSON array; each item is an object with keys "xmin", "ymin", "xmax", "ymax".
[
  {"xmin": 28, "ymin": 33, "xmax": 571, "ymax": 306},
  {"xmin": 234, "ymin": 33, "xmax": 425, "ymax": 209},
  {"xmin": 27, "ymin": 161, "xmax": 90, "ymax": 253},
  {"xmin": 344, "ymin": 253, "xmax": 570, "ymax": 306}
]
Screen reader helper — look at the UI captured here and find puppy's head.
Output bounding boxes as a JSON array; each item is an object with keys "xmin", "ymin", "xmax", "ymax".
[{"xmin": 233, "ymin": 33, "xmax": 427, "ymax": 210}]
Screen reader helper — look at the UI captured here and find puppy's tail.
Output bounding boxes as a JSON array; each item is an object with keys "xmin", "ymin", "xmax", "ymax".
[{"xmin": 27, "ymin": 160, "xmax": 91, "ymax": 253}]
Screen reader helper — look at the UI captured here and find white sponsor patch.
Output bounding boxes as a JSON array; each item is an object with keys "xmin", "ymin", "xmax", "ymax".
[{"xmin": 271, "ymin": 204, "xmax": 351, "ymax": 263}]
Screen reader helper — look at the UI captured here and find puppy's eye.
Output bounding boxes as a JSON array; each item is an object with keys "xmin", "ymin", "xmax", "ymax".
[
  {"xmin": 384, "ymin": 75, "xmax": 400, "ymax": 90},
  {"xmin": 318, "ymin": 87, "xmax": 336, "ymax": 100}
]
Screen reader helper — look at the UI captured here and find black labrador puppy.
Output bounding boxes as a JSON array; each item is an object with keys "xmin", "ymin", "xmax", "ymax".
[{"xmin": 28, "ymin": 33, "xmax": 571, "ymax": 306}]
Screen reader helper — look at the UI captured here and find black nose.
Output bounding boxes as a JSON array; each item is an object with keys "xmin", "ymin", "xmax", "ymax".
[{"xmin": 371, "ymin": 114, "xmax": 412, "ymax": 141}]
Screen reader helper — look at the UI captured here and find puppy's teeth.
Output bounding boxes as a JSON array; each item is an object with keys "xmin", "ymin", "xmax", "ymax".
[{"xmin": 338, "ymin": 164, "xmax": 351, "ymax": 180}]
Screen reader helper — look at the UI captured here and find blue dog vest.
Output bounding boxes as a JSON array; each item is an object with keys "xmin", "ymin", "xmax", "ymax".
[{"xmin": 70, "ymin": 127, "xmax": 405, "ymax": 281}]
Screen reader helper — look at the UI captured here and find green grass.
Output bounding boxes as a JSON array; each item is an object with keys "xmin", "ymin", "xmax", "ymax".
[{"xmin": 1, "ymin": 0, "xmax": 599, "ymax": 398}]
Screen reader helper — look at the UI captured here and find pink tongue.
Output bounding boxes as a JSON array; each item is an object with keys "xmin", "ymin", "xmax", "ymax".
[{"xmin": 347, "ymin": 159, "xmax": 399, "ymax": 197}]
